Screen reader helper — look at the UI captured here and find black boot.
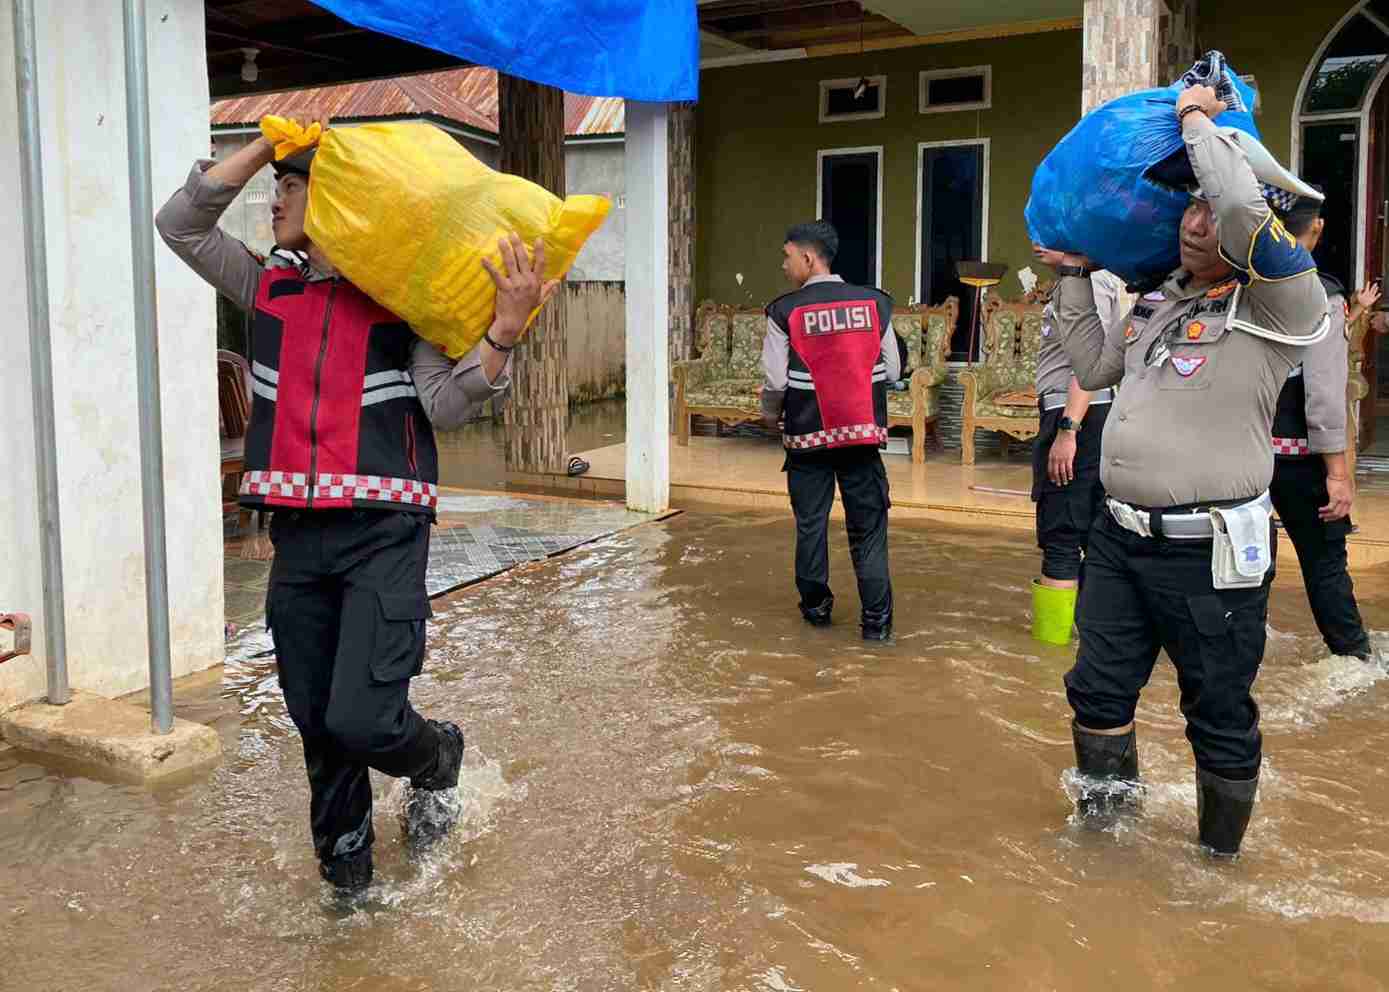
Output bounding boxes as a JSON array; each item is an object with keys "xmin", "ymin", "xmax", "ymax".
[
  {"xmin": 1196, "ymin": 766, "xmax": 1258, "ymax": 860},
  {"xmin": 1071, "ymin": 723, "xmax": 1141, "ymax": 822},
  {"xmin": 320, "ymin": 846, "xmax": 373, "ymax": 893},
  {"xmin": 402, "ymin": 721, "xmax": 466, "ymax": 852},
  {"xmin": 861, "ymin": 601, "xmax": 892, "ymax": 642},
  {"xmin": 800, "ymin": 595, "xmax": 834, "ymax": 627}
]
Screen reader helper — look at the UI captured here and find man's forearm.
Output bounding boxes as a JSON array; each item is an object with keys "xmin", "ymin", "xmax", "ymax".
[
  {"xmin": 1324, "ymin": 451, "xmax": 1349, "ymax": 479},
  {"xmin": 1063, "ymin": 376, "xmax": 1093, "ymax": 424},
  {"xmin": 207, "ymin": 136, "xmax": 275, "ymax": 187}
]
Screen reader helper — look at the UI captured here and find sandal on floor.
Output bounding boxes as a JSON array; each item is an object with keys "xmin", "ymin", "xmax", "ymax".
[{"xmin": 567, "ymin": 456, "xmax": 591, "ymax": 477}]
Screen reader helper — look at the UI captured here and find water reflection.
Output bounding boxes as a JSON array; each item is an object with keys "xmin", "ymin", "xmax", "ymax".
[{"xmin": 4, "ymin": 511, "xmax": 1389, "ymax": 989}]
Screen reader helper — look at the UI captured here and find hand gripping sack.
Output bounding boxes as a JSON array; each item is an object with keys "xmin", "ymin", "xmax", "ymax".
[
  {"xmin": 304, "ymin": 122, "xmax": 611, "ymax": 358},
  {"xmin": 1024, "ymin": 53, "xmax": 1263, "ymax": 284}
]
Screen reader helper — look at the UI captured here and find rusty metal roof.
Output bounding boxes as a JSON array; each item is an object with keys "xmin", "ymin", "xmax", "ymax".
[{"xmin": 210, "ymin": 66, "xmax": 624, "ymax": 136}]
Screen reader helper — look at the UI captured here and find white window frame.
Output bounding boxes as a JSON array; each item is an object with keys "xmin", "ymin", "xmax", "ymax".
[
  {"xmin": 818, "ymin": 75, "xmax": 887, "ymax": 123},
  {"xmin": 918, "ymin": 65, "xmax": 992, "ymax": 115},
  {"xmin": 913, "ymin": 139, "xmax": 991, "ymax": 366},
  {"xmin": 815, "ymin": 145, "xmax": 884, "ymax": 288},
  {"xmin": 1291, "ymin": 1, "xmax": 1389, "ymax": 288}
]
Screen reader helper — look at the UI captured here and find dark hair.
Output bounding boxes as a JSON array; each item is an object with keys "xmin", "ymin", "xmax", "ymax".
[
  {"xmin": 1275, "ymin": 183, "xmax": 1325, "ymax": 238},
  {"xmin": 785, "ymin": 221, "xmax": 839, "ymax": 265}
]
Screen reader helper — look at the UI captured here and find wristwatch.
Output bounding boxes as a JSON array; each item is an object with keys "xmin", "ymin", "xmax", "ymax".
[
  {"xmin": 1058, "ymin": 415, "xmax": 1079, "ymax": 433},
  {"xmin": 1056, "ymin": 265, "xmax": 1095, "ymax": 279}
]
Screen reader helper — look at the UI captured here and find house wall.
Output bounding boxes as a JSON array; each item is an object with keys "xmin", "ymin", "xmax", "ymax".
[
  {"xmin": 2, "ymin": 0, "xmax": 223, "ymax": 709},
  {"xmin": 695, "ymin": 30, "xmax": 1085, "ymax": 309},
  {"xmin": 1200, "ymin": 0, "xmax": 1356, "ymax": 167}
]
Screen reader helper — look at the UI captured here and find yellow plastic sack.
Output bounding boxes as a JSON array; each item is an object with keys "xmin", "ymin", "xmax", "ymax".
[
  {"xmin": 302, "ymin": 122, "xmax": 611, "ymax": 358},
  {"xmin": 260, "ymin": 115, "xmax": 321, "ymax": 161}
]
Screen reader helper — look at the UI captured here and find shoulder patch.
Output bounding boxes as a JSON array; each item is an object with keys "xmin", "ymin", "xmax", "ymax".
[{"xmin": 1247, "ymin": 213, "xmax": 1318, "ymax": 283}]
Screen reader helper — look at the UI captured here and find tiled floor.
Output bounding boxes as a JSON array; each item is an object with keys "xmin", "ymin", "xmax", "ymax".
[{"xmin": 222, "ymin": 492, "xmax": 664, "ymax": 662}]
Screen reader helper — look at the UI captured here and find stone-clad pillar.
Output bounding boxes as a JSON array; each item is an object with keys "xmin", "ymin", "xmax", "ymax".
[{"xmin": 1083, "ymin": 0, "xmax": 1201, "ymax": 114}]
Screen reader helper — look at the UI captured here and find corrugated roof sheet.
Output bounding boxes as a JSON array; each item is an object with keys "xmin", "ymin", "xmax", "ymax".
[{"xmin": 210, "ymin": 66, "xmax": 624, "ymax": 136}]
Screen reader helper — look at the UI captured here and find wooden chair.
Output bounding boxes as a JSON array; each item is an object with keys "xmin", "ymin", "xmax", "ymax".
[
  {"xmin": 888, "ymin": 297, "xmax": 958, "ymax": 463},
  {"xmin": 957, "ymin": 297, "xmax": 1045, "ymax": 465},
  {"xmin": 217, "ymin": 350, "xmax": 251, "ymax": 516}
]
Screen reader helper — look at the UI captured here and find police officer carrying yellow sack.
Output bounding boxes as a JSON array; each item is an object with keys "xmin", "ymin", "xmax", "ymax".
[
  {"xmin": 1041, "ymin": 83, "xmax": 1330, "ymax": 860},
  {"xmin": 1029, "ymin": 265, "xmax": 1126, "ymax": 645}
]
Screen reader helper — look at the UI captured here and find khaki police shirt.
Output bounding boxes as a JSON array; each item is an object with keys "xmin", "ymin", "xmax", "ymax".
[
  {"xmin": 1054, "ymin": 114, "xmax": 1329, "ymax": 508},
  {"xmin": 1298, "ymin": 288, "xmax": 1349, "ymax": 454},
  {"xmin": 1036, "ymin": 270, "xmax": 1126, "ymax": 398}
]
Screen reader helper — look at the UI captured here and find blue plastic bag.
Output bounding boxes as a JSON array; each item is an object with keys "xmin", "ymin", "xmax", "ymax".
[
  {"xmin": 309, "ymin": 0, "xmax": 699, "ymax": 102},
  {"xmin": 1025, "ymin": 54, "xmax": 1260, "ymax": 284}
]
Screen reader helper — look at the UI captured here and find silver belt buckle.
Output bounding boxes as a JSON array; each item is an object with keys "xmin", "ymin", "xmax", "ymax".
[{"xmin": 1108, "ymin": 498, "xmax": 1141, "ymax": 535}]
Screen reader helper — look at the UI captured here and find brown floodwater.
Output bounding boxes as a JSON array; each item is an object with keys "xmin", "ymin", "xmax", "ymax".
[
  {"xmin": 5, "ymin": 511, "xmax": 1389, "ymax": 991},
  {"xmin": 434, "ymin": 399, "xmax": 626, "ymax": 490}
]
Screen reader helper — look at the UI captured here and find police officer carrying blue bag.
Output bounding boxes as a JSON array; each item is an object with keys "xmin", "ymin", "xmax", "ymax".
[{"xmin": 1042, "ymin": 83, "xmax": 1330, "ymax": 859}]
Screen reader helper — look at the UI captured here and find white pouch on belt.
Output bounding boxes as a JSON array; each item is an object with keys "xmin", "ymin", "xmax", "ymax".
[{"xmin": 1209, "ymin": 495, "xmax": 1272, "ymax": 589}]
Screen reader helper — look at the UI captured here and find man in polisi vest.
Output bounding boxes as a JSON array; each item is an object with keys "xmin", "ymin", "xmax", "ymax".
[
  {"xmin": 761, "ymin": 221, "xmax": 899, "ymax": 641},
  {"xmin": 1267, "ymin": 191, "xmax": 1377, "ymax": 663},
  {"xmin": 156, "ymin": 113, "xmax": 558, "ymax": 893}
]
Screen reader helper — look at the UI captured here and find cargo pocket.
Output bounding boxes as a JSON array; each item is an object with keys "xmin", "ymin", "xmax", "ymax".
[
  {"xmin": 875, "ymin": 459, "xmax": 892, "ymax": 510},
  {"xmin": 368, "ymin": 591, "xmax": 432, "ymax": 684},
  {"xmin": 1185, "ymin": 592, "xmax": 1267, "ymax": 684}
]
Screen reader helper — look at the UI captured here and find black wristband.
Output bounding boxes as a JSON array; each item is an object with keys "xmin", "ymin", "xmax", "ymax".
[
  {"xmin": 484, "ymin": 331, "xmax": 514, "ymax": 353},
  {"xmin": 1178, "ymin": 104, "xmax": 1206, "ymax": 125},
  {"xmin": 1057, "ymin": 265, "xmax": 1094, "ymax": 279}
]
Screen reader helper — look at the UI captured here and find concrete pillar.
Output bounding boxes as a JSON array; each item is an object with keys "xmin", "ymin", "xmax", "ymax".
[
  {"xmin": 499, "ymin": 74, "xmax": 569, "ymax": 475},
  {"xmin": 1081, "ymin": 0, "xmax": 1164, "ymax": 113},
  {"xmin": 625, "ymin": 102, "xmax": 671, "ymax": 513},
  {"xmin": 0, "ymin": 0, "xmax": 223, "ymax": 710}
]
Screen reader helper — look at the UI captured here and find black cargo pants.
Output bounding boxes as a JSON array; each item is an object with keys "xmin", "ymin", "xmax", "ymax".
[
  {"xmin": 1064, "ymin": 508, "xmax": 1271, "ymax": 778},
  {"xmin": 1269, "ymin": 456, "xmax": 1371, "ymax": 659},
  {"xmin": 1032, "ymin": 404, "xmax": 1109, "ymax": 582},
  {"xmin": 785, "ymin": 445, "xmax": 893, "ymax": 621},
  {"xmin": 267, "ymin": 509, "xmax": 439, "ymax": 864}
]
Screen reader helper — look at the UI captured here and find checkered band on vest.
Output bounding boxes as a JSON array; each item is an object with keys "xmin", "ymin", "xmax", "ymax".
[
  {"xmin": 241, "ymin": 471, "xmax": 438, "ymax": 507},
  {"xmin": 1271, "ymin": 437, "xmax": 1310, "ymax": 456},
  {"xmin": 784, "ymin": 424, "xmax": 888, "ymax": 450}
]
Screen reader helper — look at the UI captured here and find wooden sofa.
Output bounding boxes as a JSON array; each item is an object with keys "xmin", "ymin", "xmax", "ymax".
[
  {"xmin": 957, "ymin": 297, "xmax": 1045, "ymax": 465},
  {"xmin": 672, "ymin": 297, "xmax": 958, "ymax": 463}
]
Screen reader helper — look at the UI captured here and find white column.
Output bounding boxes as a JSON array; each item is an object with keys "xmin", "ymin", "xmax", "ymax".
[
  {"xmin": 623, "ymin": 101, "xmax": 671, "ymax": 513},
  {"xmin": 0, "ymin": 0, "xmax": 223, "ymax": 709}
]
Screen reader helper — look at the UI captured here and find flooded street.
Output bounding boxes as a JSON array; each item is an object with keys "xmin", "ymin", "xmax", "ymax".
[{"xmin": 6, "ymin": 510, "xmax": 1389, "ymax": 991}]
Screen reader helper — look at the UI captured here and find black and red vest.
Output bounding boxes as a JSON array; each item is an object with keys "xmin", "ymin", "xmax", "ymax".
[
  {"xmin": 1272, "ymin": 272, "xmax": 1343, "ymax": 459},
  {"xmin": 766, "ymin": 280, "xmax": 892, "ymax": 451},
  {"xmin": 239, "ymin": 263, "xmax": 439, "ymax": 513}
]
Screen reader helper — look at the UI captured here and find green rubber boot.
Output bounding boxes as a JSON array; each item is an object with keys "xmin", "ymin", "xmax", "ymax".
[{"xmin": 1032, "ymin": 580, "xmax": 1078, "ymax": 646}]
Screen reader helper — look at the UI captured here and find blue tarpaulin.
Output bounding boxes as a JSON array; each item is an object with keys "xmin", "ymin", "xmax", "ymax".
[{"xmin": 310, "ymin": 0, "xmax": 699, "ymax": 102}]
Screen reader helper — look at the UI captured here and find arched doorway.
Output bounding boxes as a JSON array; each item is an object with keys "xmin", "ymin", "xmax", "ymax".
[{"xmin": 1294, "ymin": 1, "xmax": 1389, "ymax": 451}]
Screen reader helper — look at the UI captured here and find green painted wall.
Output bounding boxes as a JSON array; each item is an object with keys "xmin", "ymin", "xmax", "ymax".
[
  {"xmin": 1201, "ymin": 0, "xmax": 1356, "ymax": 166},
  {"xmin": 695, "ymin": 30, "xmax": 1083, "ymax": 307}
]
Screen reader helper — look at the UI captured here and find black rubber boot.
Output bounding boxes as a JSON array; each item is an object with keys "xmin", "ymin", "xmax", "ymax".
[
  {"xmin": 861, "ymin": 602, "xmax": 892, "ymax": 642},
  {"xmin": 1071, "ymin": 722, "xmax": 1141, "ymax": 822},
  {"xmin": 1196, "ymin": 766, "xmax": 1258, "ymax": 860},
  {"xmin": 319, "ymin": 846, "xmax": 373, "ymax": 893},
  {"xmin": 402, "ymin": 721, "xmax": 466, "ymax": 852},
  {"xmin": 800, "ymin": 596, "xmax": 834, "ymax": 627}
]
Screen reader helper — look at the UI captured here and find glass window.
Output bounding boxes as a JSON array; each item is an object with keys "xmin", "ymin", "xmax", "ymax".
[
  {"xmin": 825, "ymin": 83, "xmax": 881, "ymax": 118},
  {"xmin": 1303, "ymin": 14, "xmax": 1389, "ymax": 113}
]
